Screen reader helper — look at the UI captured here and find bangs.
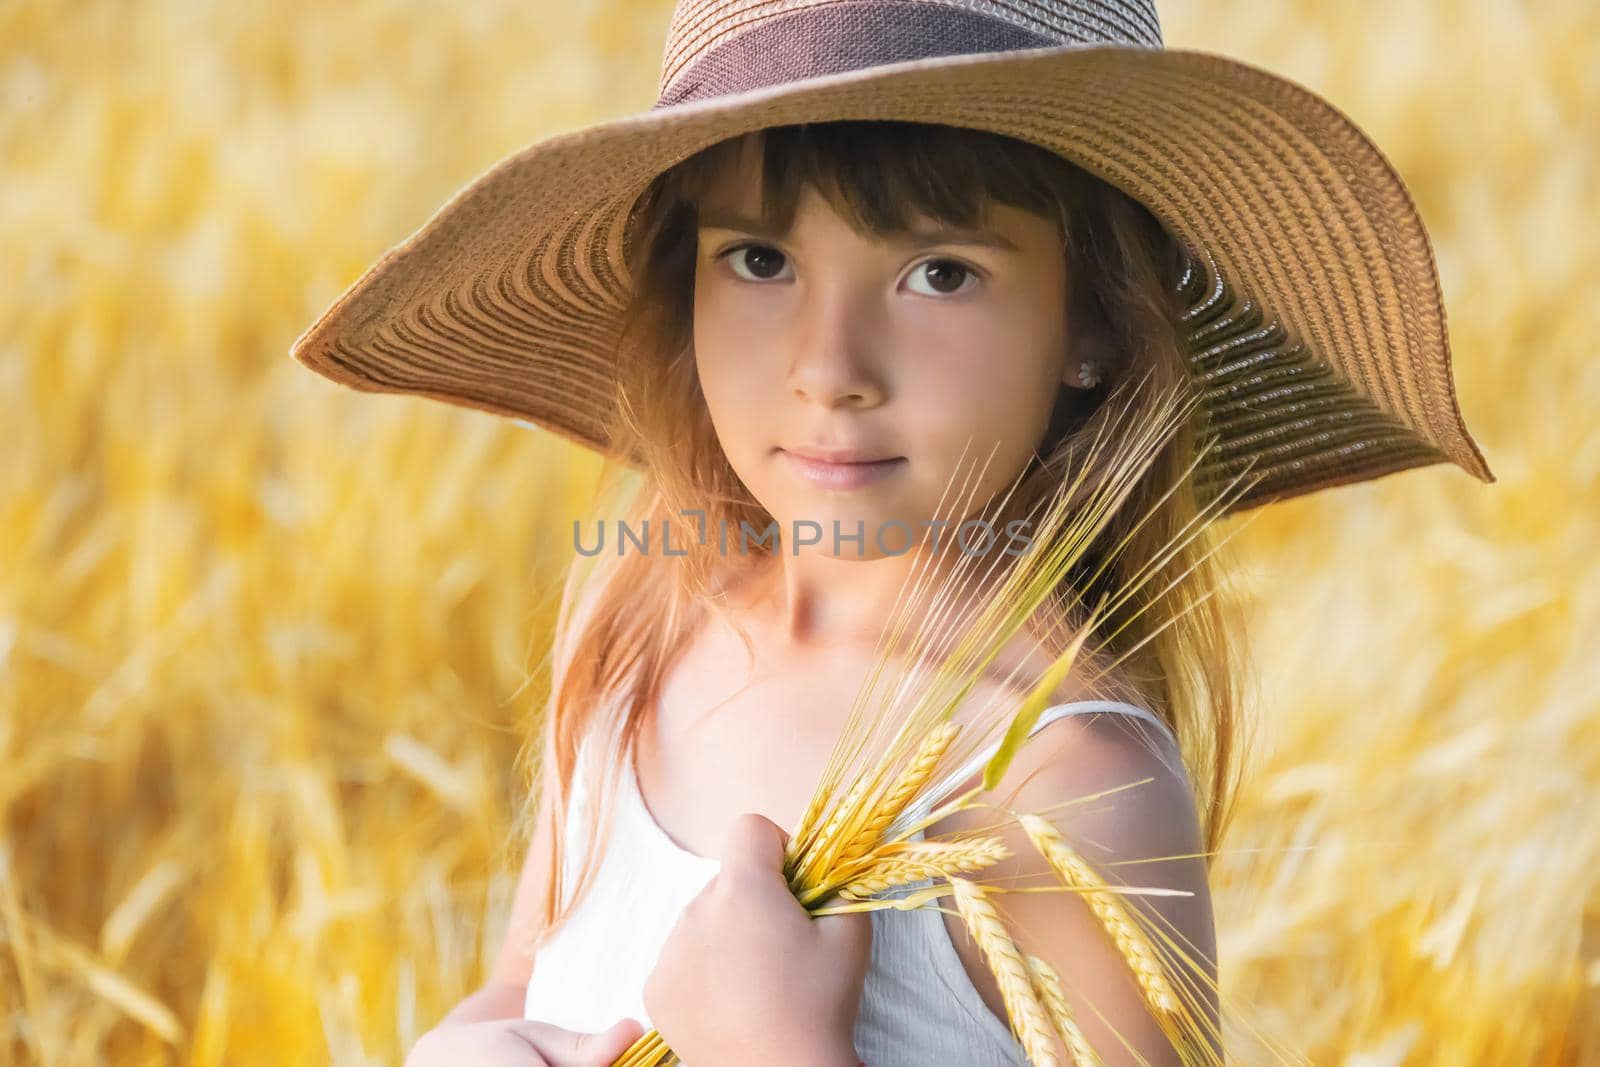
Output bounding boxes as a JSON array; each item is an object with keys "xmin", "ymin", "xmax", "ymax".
[{"xmin": 665, "ymin": 120, "xmax": 1082, "ymax": 241}]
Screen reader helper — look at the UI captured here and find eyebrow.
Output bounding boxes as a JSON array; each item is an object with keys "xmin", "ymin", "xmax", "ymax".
[{"xmin": 696, "ymin": 209, "xmax": 1021, "ymax": 253}]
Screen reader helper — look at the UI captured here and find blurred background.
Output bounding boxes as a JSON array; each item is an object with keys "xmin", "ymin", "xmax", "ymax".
[{"xmin": 2, "ymin": 0, "xmax": 1595, "ymax": 1063}]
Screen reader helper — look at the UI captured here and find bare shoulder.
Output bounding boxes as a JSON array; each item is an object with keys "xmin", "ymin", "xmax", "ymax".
[
  {"xmin": 930, "ymin": 709, "xmax": 1217, "ymax": 1064},
  {"xmin": 935, "ymin": 705, "xmax": 1198, "ymax": 873}
]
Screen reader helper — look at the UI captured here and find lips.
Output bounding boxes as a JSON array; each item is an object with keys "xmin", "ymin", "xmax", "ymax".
[
  {"xmin": 780, "ymin": 441, "xmax": 891, "ymax": 463},
  {"xmin": 778, "ymin": 447, "xmax": 905, "ymax": 491}
]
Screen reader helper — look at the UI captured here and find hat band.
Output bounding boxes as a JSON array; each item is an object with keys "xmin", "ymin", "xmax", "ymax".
[{"xmin": 653, "ymin": 2, "xmax": 1060, "ymax": 109}]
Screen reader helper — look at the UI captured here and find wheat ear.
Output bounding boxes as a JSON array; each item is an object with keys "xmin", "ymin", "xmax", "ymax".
[
  {"xmin": 836, "ymin": 721, "xmax": 961, "ymax": 865},
  {"xmin": 835, "ymin": 837, "xmax": 1010, "ymax": 900},
  {"xmin": 948, "ymin": 877, "xmax": 1062, "ymax": 1067},
  {"xmin": 1017, "ymin": 813, "xmax": 1180, "ymax": 1017},
  {"xmin": 796, "ymin": 770, "xmax": 877, "ymax": 884},
  {"xmin": 796, "ymin": 722, "xmax": 961, "ymax": 902},
  {"xmin": 1024, "ymin": 953, "xmax": 1106, "ymax": 1067}
]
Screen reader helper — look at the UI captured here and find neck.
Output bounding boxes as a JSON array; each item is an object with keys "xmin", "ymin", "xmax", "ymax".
[{"xmin": 728, "ymin": 536, "xmax": 1009, "ymax": 655}]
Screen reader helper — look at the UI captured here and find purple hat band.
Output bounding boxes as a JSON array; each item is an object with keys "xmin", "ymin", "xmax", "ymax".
[{"xmin": 654, "ymin": 0, "xmax": 1163, "ymax": 110}]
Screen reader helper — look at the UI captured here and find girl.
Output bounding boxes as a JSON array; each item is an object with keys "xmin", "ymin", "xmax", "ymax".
[{"xmin": 291, "ymin": 1, "xmax": 1494, "ymax": 1064}]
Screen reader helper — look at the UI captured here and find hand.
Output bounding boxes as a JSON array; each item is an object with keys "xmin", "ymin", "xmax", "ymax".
[
  {"xmin": 405, "ymin": 1016, "xmax": 645, "ymax": 1067},
  {"xmin": 643, "ymin": 812, "xmax": 872, "ymax": 1067}
]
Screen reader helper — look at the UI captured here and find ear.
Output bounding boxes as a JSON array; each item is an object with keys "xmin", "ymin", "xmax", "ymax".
[
  {"xmin": 1060, "ymin": 307, "xmax": 1107, "ymax": 391},
  {"xmin": 1061, "ymin": 337, "xmax": 1108, "ymax": 391}
]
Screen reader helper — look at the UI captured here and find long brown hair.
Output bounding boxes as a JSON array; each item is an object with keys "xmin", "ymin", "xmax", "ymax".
[{"xmin": 515, "ymin": 120, "xmax": 1258, "ymax": 958}]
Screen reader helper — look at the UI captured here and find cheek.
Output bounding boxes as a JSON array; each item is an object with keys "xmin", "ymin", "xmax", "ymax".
[
  {"xmin": 901, "ymin": 321, "xmax": 1063, "ymax": 446},
  {"xmin": 692, "ymin": 292, "xmax": 776, "ymax": 454},
  {"xmin": 892, "ymin": 322, "xmax": 1063, "ymax": 505}
]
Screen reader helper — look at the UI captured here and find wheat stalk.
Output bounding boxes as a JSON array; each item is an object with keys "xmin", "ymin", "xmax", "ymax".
[
  {"xmin": 1017, "ymin": 812, "xmax": 1181, "ymax": 1018},
  {"xmin": 1025, "ymin": 953, "xmax": 1106, "ymax": 1067}
]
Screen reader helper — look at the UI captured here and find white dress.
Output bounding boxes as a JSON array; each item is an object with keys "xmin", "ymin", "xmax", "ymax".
[{"xmin": 523, "ymin": 700, "xmax": 1184, "ymax": 1065}]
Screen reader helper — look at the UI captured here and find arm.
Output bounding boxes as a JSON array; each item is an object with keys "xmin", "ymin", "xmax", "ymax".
[
  {"xmin": 435, "ymin": 707, "xmax": 563, "ymax": 1027},
  {"xmin": 968, "ymin": 713, "xmax": 1221, "ymax": 1065},
  {"xmin": 411, "ymin": 577, "xmax": 656, "ymax": 1066},
  {"xmin": 435, "ymin": 979, "xmax": 531, "ymax": 1027},
  {"xmin": 406, "ymin": 732, "xmax": 653, "ymax": 1064}
]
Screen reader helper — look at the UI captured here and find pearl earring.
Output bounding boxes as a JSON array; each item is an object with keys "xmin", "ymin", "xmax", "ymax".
[{"xmin": 1076, "ymin": 359, "xmax": 1102, "ymax": 388}]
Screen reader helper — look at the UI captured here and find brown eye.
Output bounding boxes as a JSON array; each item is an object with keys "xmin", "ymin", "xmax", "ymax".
[
  {"xmin": 723, "ymin": 243, "xmax": 792, "ymax": 282},
  {"xmin": 907, "ymin": 258, "xmax": 979, "ymax": 296}
]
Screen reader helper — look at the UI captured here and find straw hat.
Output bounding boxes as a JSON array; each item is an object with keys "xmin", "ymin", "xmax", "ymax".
[{"xmin": 288, "ymin": 0, "xmax": 1495, "ymax": 513}]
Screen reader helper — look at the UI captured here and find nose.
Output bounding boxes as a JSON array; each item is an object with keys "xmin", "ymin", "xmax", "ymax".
[{"xmin": 785, "ymin": 286, "xmax": 887, "ymax": 409}]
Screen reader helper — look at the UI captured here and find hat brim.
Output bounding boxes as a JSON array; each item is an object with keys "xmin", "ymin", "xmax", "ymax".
[{"xmin": 289, "ymin": 41, "xmax": 1494, "ymax": 513}]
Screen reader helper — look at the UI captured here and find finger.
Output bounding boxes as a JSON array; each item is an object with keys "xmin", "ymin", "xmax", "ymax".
[
  {"xmin": 718, "ymin": 811, "xmax": 788, "ymax": 876},
  {"xmin": 578, "ymin": 1018, "xmax": 646, "ymax": 1067},
  {"xmin": 513, "ymin": 1017, "xmax": 645, "ymax": 1067},
  {"xmin": 815, "ymin": 909, "xmax": 874, "ymax": 956}
]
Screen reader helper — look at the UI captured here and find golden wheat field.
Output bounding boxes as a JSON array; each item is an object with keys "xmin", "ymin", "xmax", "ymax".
[{"xmin": 2, "ymin": 0, "xmax": 1596, "ymax": 1062}]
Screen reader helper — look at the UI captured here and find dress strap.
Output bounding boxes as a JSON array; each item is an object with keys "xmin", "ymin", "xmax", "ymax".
[{"xmin": 886, "ymin": 700, "xmax": 1182, "ymax": 838}]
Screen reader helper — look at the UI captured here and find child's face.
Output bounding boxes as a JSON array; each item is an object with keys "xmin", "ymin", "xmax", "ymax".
[{"xmin": 692, "ymin": 139, "xmax": 1073, "ymax": 560}]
